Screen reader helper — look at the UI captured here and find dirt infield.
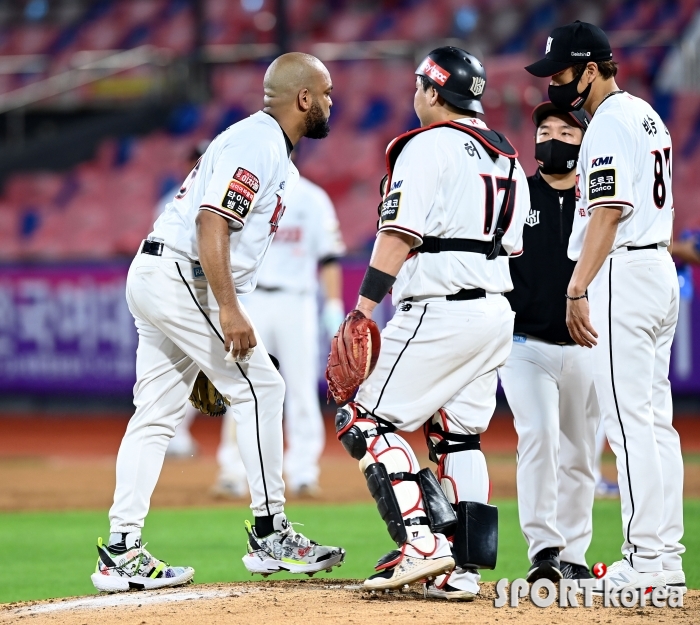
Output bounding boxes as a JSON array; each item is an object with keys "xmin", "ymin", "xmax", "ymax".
[
  {"xmin": 1, "ymin": 412, "xmax": 700, "ymax": 511},
  {"xmin": 1, "ymin": 580, "xmax": 697, "ymax": 625}
]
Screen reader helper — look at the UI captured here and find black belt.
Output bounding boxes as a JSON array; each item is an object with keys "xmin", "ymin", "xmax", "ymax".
[
  {"xmin": 142, "ymin": 240, "xmax": 164, "ymax": 256},
  {"xmin": 257, "ymin": 285, "xmax": 282, "ymax": 292},
  {"xmin": 404, "ymin": 288, "xmax": 486, "ymax": 303},
  {"xmin": 416, "ymin": 237, "xmax": 508, "ymax": 257},
  {"xmin": 626, "ymin": 243, "xmax": 659, "ymax": 251}
]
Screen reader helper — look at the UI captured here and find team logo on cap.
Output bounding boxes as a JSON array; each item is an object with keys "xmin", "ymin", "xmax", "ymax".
[
  {"xmin": 470, "ymin": 77, "xmax": 485, "ymax": 96},
  {"xmin": 421, "ymin": 58, "xmax": 451, "ymax": 86},
  {"xmin": 545, "ymin": 36, "xmax": 553, "ymax": 54}
]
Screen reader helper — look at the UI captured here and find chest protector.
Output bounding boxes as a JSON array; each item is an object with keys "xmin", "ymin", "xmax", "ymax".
[{"xmin": 383, "ymin": 120, "xmax": 518, "ymax": 260}]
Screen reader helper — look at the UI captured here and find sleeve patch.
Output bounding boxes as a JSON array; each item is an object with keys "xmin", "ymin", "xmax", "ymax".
[
  {"xmin": 588, "ymin": 168, "xmax": 616, "ymax": 201},
  {"xmin": 233, "ymin": 167, "xmax": 260, "ymax": 193},
  {"xmin": 380, "ymin": 191, "xmax": 401, "ymax": 223},
  {"xmin": 222, "ymin": 180, "xmax": 255, "ymax": 219}
]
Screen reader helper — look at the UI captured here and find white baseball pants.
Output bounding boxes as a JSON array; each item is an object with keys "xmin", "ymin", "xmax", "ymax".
[
  {"xmin": 588, "ymin": 247, "xmax": 684, "ymax": 573},
  {"xmin": 218, "ymin": 289, "xmax": 325, "ymax": 491},
  {"xmin": 109, "ymin": 250, "xmax": 286, "ymax": 533},
  {"xmin": 354, "ymin": 293, "xmax": 514, "ymax": 592},
  {"xmin": 499, "ymin": 336, "xmax": 598, "ymax": 565}
]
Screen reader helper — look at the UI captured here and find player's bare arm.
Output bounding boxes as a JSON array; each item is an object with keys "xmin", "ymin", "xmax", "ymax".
[
  {"xmin": 356, "ymin": 230, "xmax": 414, "ymax": 318},
  {"xmin": 196, "ymin": 210, "xmax": 257, "ymax": 358},
  {"xmin": 566, "ymin": 206, "xmax": 621, "ymax": 348}
]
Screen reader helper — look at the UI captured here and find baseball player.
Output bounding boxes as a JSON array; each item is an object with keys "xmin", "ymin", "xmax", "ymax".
[
  {"xmin": 326, "ymin": 47, "xmax": 529, "ymax": 599},
  {"xmin": 153, "ymin": 143, "xmax": 208, "ymax": 459},
  {"xmin": 90, "ymin": 53, "xmax": 345, "ymax": 593},
  {"xmin": 213, "ymin": 173, "xmax": 346, "ymax": 497},
  {"xmin": 527, "ymin": 21, "xmax": 685, "ymax": 593},
  {"xmin": 499, "ymin": 101, "xmax": 598, "ymax": 584}
]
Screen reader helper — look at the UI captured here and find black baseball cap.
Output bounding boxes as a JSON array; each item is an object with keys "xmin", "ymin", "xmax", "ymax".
[
  {"xmin": 525, "ymin": 21, "xmax": 613, "ymax": 77},
  {"xmin": 532, "ymin": 101, "xmax": 589, "ymax": 131}
]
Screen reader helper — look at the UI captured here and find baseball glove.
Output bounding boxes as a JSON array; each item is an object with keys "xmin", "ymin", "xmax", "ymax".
[
  {"xmin": 189, "ymin": 371, "xmax": 230, "ymax": 416},
  {"xmin": 325, "ymin": 309, "xmax": 381, "ymax": 405}
]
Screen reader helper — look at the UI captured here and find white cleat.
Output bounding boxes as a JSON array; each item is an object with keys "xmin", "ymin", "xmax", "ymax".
[
  {"xmin": 424, "ymin": 568, "xmax": 479, "ymax": 601},
  {"xmin": 591, "ymin": 558, "xmax": 665, "ymax": 594},
  {"xmin": 364, "ymin": 550, "xmax": 455, "ymax": 591},
  {"xmin": 90, "ymin": 537, "xmax": 194, "ymax": 593},
  {"xmin": 665, "ymin": 569, "xmax": 687, "ymax": 594},
  {"xmin": 242, "ymin": 515, "xmax": 345, "ymax": 576}
]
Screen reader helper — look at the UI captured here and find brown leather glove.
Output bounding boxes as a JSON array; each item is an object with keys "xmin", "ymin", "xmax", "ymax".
[
  {"xmin": 325, "ymin": 309, "xmax": 381, "ymax": 405},
  {"xmin": 189, "ymin": 371, "xmax": 230, "ymax": 416}
]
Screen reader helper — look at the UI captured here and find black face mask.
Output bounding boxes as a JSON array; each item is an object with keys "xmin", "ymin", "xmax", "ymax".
[
  {"xmin": 548, "ymin": 67, "xmax": 591, "ymax": 112},
  {"xmin": 535, "ymin": 138, "xmax": 581, "ymax": 175}
]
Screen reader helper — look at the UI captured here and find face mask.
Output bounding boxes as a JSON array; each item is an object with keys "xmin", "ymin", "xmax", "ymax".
[
  {"xmin": 535, "ymin": 138, "xmax": 581, "ymax": 174},
  {"xmin": 548, "ymin": 67, "xmax": 591, "ymax": 112}
]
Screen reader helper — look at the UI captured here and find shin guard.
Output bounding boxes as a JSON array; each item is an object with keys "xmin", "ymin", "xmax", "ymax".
[{"xmin": 364, "ymin": 463, "xmax": 408, "ymax": 546}]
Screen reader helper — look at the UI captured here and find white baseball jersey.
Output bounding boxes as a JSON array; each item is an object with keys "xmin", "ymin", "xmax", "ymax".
[
  {"xmin": 568, "ymin": 92, "xmax": 673, "ymax": 260},
  {"xmin": 256, "ymin": 176, "xmax": 346, "ymax": 294},
  {"xmin": 378, "ymin": 117, "xmax": 530, "ymax": 304},
  {"xmin": 150, "ymin": 111, "xmax": 299, "ymax": 294}
]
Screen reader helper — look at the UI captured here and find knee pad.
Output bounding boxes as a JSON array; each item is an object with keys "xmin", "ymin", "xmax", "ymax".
[
  {"xmin": 424, "ymin": 409, "xmax": 481, "ymax": 502},
  {"xmin": 452, "ymin": 501, "xmax": 498, "ymax": 569},
  {"xmin": 335, "ymin": 403, "xmax": 393, "ymax": 461}
]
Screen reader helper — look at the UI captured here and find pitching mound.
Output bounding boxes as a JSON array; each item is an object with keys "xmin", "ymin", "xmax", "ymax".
[{"xmin": 1, "ymin": 580, "xmax": 697, "ymax": 625}]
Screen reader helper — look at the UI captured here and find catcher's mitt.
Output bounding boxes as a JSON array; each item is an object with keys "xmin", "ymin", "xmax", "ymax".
[
  {"xmin": 325, "ymin": 309, "xmax": 381, "ymax": 405},
  {"xmin": 189, "ymin": 371, "xmax": 230, "ymax": 416}
]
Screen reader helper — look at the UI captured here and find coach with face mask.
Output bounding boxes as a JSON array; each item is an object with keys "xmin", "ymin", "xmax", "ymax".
[{"xmin": 499, "ymin": 102, "xmax": 600, "ymax": 586}]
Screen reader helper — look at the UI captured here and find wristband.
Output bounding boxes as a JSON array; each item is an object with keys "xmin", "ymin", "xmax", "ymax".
[
  {"xmin": 359, "ymin": 266, "xmax": 396, "ymax": 304},
  {"xmin": 565, "ymin": 292, "xmax": 588, "ymax": 300}
]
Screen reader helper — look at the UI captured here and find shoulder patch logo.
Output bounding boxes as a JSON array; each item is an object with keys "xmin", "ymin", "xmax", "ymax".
[
  {"xmin": 233, "ymin": 167, "xmax": 260, "ymax": 193},
  {"xmin": 591, "ymin": 155, "xmax": 613, "ymax": 167},
  {"xmin": 470, "ymin": 77, "xmax": 485, "ymax": 97},
  {"xmin": 380, "ymin": 191, "xmax": 401, "ymax": 223},
  {"xmin": 525, "ymin": 209, "xmax": 540, "ymax": 227},
  {"xmin": 588, "ymin": 168, "xmax": 616, "ymax": 201}
]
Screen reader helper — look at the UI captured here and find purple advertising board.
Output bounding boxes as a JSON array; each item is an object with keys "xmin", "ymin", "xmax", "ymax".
[
  {"xmin": 0, "ymin": 261, "xmax": 699, "ymax": 396},
  {"xmin": 0, "ymin": 262, "xmax": 137, "ymax": 394}
]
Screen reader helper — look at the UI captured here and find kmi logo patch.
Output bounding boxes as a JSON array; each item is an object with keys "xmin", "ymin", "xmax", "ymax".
[{"xmin": 591, "ymin": 155, "xmax": 614, "ymax": 167}]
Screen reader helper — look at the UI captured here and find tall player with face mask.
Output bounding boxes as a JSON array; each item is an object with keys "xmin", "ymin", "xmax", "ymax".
[
  {"xmin": 527, "ymin": 21, "xmax": 684, "ymax": 594},
  {"xmin": 500, "ymin": 102, "xmax": 598, "ymax": 585}
]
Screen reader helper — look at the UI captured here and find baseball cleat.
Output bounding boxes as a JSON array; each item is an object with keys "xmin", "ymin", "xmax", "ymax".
[
  {"xmin": 527, "ymin": 547, "xmax": 562, "ymax": 583},
  {"xmin": 591, "ymin": 558, "xmax": 665, "ymax": 594},
  {"xmin": 665, "ymin": 569, "xmax": 687, "ymax": 594},
  {"xmin": 560, "ymin": 561, "xmax": 593, "ymax": 580},
  {"xmin": 363, "ymin": 549, "xmax": 455, "ymax": 591},
  {"xmin": 242, "ymin": 514, "xmax": 345, "ymax": 575},
  {"xmin": 90, "ymin": 537, "xmax": 194, "ymax": 592},
  {"xmin": 595, "ymin": 478, "xmax": 620, "ymax": 499},
  {"xmin": 424, "ymin": 570, "xmax": 478, "ymax": 601}
]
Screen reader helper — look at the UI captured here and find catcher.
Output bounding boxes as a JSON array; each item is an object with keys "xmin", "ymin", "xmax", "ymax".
[{"xmin": 327, "ymin": 47, "xmax": 529, "ymax": 599}]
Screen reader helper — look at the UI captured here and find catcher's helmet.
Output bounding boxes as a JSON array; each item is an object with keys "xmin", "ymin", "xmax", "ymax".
[{"xmin": 416, "ymin": 47, "xmax": 486, "ymax": 114}]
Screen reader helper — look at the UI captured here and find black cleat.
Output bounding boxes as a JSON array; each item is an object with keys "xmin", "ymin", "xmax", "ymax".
[
  {"xmin": 560, "ymin": 561, "xmax": 592, "ymax": 580},
  {"xmin": 526, "ymin": 547, "xmax": 562, "ymax": 583}
]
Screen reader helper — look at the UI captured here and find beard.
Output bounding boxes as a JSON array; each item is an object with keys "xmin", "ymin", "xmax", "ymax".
[{"xmin": 303, "ymin": 100, "xmax": 330, "ymax": 139}]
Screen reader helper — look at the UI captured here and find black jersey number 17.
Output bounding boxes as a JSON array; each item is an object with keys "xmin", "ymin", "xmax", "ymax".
[
  {"xmin": 651, "ymin": 147, "xmax": 671, "ymax": 209},
  {"xmin": 481, "ymin": 174, "xmax": 517, "ymax": 235}
]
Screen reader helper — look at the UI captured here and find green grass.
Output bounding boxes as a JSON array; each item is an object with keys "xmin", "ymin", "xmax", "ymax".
[{"xmin": 1, "ymin": 500, "xmax": 698, "ymax": 604}]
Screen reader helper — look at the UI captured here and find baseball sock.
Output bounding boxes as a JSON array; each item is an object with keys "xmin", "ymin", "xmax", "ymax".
[
  {"xmin": 255, "ymin": 515, "xmax": 275, "ymax": 537},
  {"xmin": 108, "ymin": 531, "xmax": 141, "ymax": 554}
]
